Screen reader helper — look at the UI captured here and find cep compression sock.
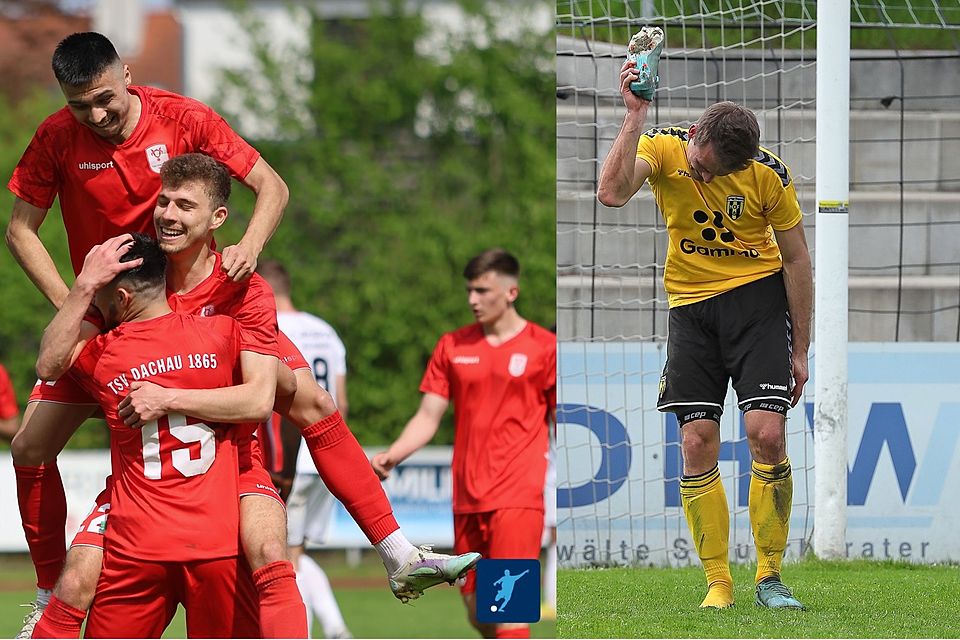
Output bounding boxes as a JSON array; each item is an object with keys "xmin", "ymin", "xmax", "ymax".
[
  {"xmin": 750, "ymin": 457, "xmax": 793, "ymax": 584},
  {"xmin": 31, "ymin": 595, "xmax": 85, "ymax": 639},
  {"xmin": 15, "ymin": 462, "xmax": 67, "ymax": 590},
  {"xmin": 253, "ymin": 561, "xmax": 308, "ymax": 638},
  {"xmin": 680, "ymin": 465, "xmax": 733, "ymax": 607},
  {"xmin": 301, "ymin": 412, "xmax": 399, "ymax": 543}
]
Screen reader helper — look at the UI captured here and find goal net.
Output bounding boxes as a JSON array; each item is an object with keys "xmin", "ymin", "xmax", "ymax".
[{"xmin": 556, "ymin": 0, "xmax": 960, "ymax": 567}]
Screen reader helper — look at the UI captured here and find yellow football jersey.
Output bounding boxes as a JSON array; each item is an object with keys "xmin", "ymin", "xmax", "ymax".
[{"xmin": 637, "ymin": 127, "xmax": 803, "ymax": 307}]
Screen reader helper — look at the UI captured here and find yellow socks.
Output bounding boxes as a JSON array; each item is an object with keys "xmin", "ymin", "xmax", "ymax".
[
  {"xmin": 680, "ymin": 465, "xmax": 734, "ymax": 609},
  {"xmin": 749, "ymin": 457, "xmax": 793, "ymax": 584}
]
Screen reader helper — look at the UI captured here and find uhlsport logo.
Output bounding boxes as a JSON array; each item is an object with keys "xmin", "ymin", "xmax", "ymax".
[{"xmin": 475, "ymin": 559, "xmax": 540, "ymax": 623}]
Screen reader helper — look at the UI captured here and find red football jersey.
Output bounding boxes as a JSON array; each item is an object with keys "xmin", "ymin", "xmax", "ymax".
[
  {"xmin": 420, "ymin": 322, "xmax": 556, "ymax": 513},
  {"xmin": 8, "ymin": 85, "xmax": 260, "ymax": 275},
  {"xmin": 0, "ymin": 364, "xmax": 17, "ymax": 419},
  {"xmin": 166, "ymin": 252, "xmax": 279, "ymax": 359},
  {"xmin": 72, "ymin": 313, "xmax": 245, "ymax": 562}
]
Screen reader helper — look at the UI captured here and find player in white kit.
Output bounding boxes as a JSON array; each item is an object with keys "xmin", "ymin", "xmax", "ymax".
[{"xmin": 258, "ymin": 260, "xmax": 351, "ymax": 639}]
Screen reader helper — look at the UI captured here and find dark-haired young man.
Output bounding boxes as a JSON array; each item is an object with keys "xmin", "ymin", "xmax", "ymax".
[
  {"xmin": 7, "ymin": 31, "xmax": 287, "ymax": 633},
  {"xmin": 32, "ymin": 233, "xmax": 265, "ymax": 638},
  {"xmin": 373, "ymin": 249, "xmax": 556, "ymax": 639},
  {"xmin": 597, "ymin": 68, "xmax": 812, "ymax": 611}
]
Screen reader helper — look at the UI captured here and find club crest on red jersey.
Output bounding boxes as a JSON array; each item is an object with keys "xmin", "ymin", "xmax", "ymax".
[
  {"xmin": 200, "ymin": 304, "xmax": 215, "ymax": 317},
  {"xmin": 146, "ymin": 143, "xmax": 170, "ymax": 173},
  {"xmin": 508, "ymin": 353, "xmax": 528, "ymax": 377}
]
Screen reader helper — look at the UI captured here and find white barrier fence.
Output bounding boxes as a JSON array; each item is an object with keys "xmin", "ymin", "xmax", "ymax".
[
  {"xmin": 0, "ymin": 446, "xmax": 455, "ymax": 552},
  {"xmin": 557, "ymin": 342, "xmax": 960, "ymax": 566}
]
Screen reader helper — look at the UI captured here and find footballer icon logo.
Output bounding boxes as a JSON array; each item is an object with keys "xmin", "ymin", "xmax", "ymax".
[
  {"xmin": 145, "ymin": 144, "xmax": 170, "ymax": 173},
  {"xmin": 476, "ymin": 559, "xmax": 540, "ymax": 624},
  {"xmin": 508, "ymin": 353, "xmax": 528, "ymax": 377},
  {"xmin": 726, "ymin": 195, "xmax": 745, "ymax": 220}
]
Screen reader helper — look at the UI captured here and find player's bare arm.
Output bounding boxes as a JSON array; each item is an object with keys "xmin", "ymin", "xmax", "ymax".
[
  {"xmin": 36, "ymin": 235, "xmax": 142, "ymax": 380},
  {"xmin": 221, "ymin": 157, "xmax": 289, "ymax": 282},
  {"xmin": 775, "ymin": 223, "xmax": 812, "ymax": 407},
  {"xmin": 596, "ymin": 61, "xmax": 655, "ymax": 208},
  {"xmin": 6, "ymin": 198, "xmax": 72, "ymax": 309},
  {"xmin": 371, "ymin": 392, "xmax": 448, "ymax": 480},
  {"xmin": 118, "ymin": 350, "xmax": 278, "ymax": 427}
]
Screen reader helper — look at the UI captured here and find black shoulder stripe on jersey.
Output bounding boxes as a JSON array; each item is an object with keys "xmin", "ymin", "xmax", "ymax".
[
  {"xmin": 643, "ymin": 127, "xmax": 689, "ymax": 140},
  {"xmin": 753, "ymin": 148, "xmax": 791, "ymax": 187}
]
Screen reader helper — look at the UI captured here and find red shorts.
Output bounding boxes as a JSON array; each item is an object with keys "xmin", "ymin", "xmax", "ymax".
[
  {"xmin": 72, "ymin": 436, "xmax": 281, "ymax": 550},
  {"xmin": 84, "ymin": 547, "xmax": 259, "ymax": 639},
  {"xmin": 278, "ymin": 330, "xmax": 310, "ymax": 371},
  {"xmin": 28, "ymin": 373, "xmax": 96, "ymax": 404},
  {"xmin": 454, "ymin": 508, "xmax": 544, "ymax": 594}
]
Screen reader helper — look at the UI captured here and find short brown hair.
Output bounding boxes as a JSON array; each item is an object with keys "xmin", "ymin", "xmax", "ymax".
[
  {"xmin": 256, "ymin": 259, "xmax": 291, "ymax": 296},
  {"xmin": 463, "ymin": 248, "xmax": 520, "ymax": 280},
  {"xmin": 160, "ymin": 153, "xmax": 231, "ymax": 209},
  {"xmin": 692, "ymin": 101, "xmax": 760, "ymax": 173}
]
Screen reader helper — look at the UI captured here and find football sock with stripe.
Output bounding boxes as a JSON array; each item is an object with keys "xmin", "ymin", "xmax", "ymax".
[
  {"xmin": 14, "ymin": 462, "xmax": 67, "ymax": 590},
  {"xmin": 253, "ymin": 560, "xmax": 309, "ymax": 638},
  {"xmin": 31, "ymin": 595, "xmax": 85, "ymax": 639},
  {"xmin": 301, "ymin": 411, "xmax": 401, "ymax": 545},
  {"xmin": 750, "ymin": 457, "xmax": 793, "ymax": 584},
  {"xmin": 494, "ymin": 626, "xmax": 531, "ymax": 638},
  {"xmin": 680, "ymin": 465, "xmax": 734, "ymax": 607}
]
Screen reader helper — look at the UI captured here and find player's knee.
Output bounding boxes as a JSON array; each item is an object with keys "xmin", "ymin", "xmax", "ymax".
[
  {"xmin": 56, "ymin": 550, "xmax": 102, "ymax": 610},
  {"xmin": 744, "ymin": 411, "xmax": 787, "ymax": 462},
  {"xmin": 289, "ymin": 376, "xmax": 337, "ymax": 425},
  {"xmin": 11, "ymin": 428, "xmax": 49, "ymax": 466}
]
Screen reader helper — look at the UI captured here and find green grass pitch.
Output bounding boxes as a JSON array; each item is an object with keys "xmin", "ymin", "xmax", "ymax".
[
  {"xmin": 0, "ymin": 552, "xmax": 555, "ymax": 638},
  {"xmin": 558, "ymin": 559, "xmax": 960, "ymax": 638}
]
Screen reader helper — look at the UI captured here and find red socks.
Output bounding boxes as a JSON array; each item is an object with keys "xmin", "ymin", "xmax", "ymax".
[
  {"xmin": 301, "ymin": 412, "xmax": 399, "ymax": 543},
  {"xmin": 495, "ymin": 627, "xmax": 531, "ymax": 638},
  {"xmin": 31, "ymin": 596, "xmax": 85, "ymax": 639},
  {"xmin": 15, "ymin": 462, "xmax": 67, "ymax": 589},
  {"xmin": 252, "ymin": 561, "xmax": 308, "ymax": 638}
]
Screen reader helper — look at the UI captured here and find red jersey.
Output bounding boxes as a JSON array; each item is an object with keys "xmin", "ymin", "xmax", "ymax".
[
  {"xmin": 72, "ymin": 313, "xmax": 245, "ymax": 562},
  {"xmin": 420, "ymin": 322, "xmax": 556, "ymax": 514},
  {"xmin": 0, "ymin": 364, "xmax": 17, "ymax": 419},
  {"xmin": 166, "ymin": 252, "xmax": 279, "ymax": 359},
  {"xmin": 8, "ymin": 85, "xmax": 260, "ymax": 275}
]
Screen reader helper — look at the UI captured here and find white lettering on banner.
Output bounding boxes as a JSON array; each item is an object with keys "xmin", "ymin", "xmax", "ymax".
[{"xmin": 557, "ymin": 341, "xmax": 960, "ymax": 566}]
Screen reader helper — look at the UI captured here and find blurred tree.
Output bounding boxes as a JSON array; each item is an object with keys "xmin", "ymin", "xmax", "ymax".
[
  {"xmin": 0, "ymin": 89, "xmax": 109, "ymax": 448},
  {"xmin": 213, "ymin": 0, "xmax": 555, "ymax": 444}
]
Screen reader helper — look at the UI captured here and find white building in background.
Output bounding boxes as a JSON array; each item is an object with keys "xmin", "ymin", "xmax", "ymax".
[{"xmin": 170, "ymin": 0, "xmax": 551, "ymax": 137}]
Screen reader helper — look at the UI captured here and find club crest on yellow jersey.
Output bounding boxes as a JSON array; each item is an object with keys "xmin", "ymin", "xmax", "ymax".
[{"xmin": 726, "ymin": 195, "xmax": 745, "ymax": 220}]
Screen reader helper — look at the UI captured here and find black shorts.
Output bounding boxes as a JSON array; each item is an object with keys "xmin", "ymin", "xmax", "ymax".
[{"xmin": 657, "ymin": 271, "xmax": 793, "ymax": 417}]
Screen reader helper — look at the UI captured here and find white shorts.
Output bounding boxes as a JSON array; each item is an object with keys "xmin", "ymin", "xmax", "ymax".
[{"xmin": 286, "ymin": 473, "xmax": 336, "ymax": 547}]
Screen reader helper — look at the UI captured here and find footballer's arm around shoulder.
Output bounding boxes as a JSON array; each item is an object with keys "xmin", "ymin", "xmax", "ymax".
[
  {"xmin": 238, "ymin": 157, "xmax": 289, "ymax": 257},
  {"xmin": 7, "ymin": 197, "xmax": 70, "ymax": 309},
  {"xmin": 161, "ymin": 350, "xmax": 279, "ymax": 423},
  {"xmin": 36, "ymin": 281, "xmax": 100, "ymax": 380}
]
